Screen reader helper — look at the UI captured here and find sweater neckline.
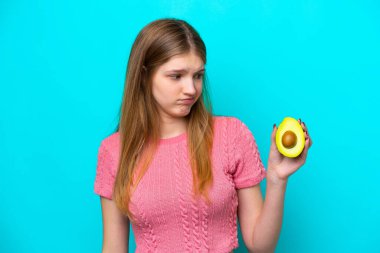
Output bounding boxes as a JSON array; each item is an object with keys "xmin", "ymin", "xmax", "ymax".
[{"xmin": 159, "ymin": 131, "xmax": 187, "ymax": 145}]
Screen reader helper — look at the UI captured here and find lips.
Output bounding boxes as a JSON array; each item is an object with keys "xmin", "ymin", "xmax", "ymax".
[{"xmin": 179, "ymin": 98, "xmax": 195, "ymax": 105}]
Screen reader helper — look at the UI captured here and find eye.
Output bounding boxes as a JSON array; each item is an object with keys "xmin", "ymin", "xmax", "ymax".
[
  {"xmin": 169, "ymin": 74, "xmax": 181, "ymax": 80},
  {"xmin": 194, "ymin": 73, "xmax": 204, "ymax": 80}
]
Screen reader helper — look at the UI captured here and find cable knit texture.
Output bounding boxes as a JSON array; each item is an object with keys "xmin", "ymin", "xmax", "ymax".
[{"xmin": 94, "ymin": 116, "xmax": 267, "ymax": 252}]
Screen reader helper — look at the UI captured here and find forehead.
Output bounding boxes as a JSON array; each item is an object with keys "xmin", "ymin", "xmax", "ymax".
[{"xmin": 159, "ymin": 52, "xmax": 204, "ymax": 71}]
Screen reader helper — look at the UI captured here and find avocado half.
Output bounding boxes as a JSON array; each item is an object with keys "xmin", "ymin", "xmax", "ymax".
[{"xmin": 275, "ymin": 117, "xmax": 305, "ymax": 158}]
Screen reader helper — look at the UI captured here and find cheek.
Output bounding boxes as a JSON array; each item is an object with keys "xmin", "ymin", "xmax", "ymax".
[
  {"xmin": 196, "ymin": 83, "xmax": 203, "ymax": 96},
  {"xmin": 152, "ymin": 82, "xmax": 177, "ymax": 102}
]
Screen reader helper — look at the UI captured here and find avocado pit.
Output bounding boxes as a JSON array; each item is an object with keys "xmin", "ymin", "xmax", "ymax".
[{"xmin": 282, "ymin": 130, "xmax": 297, "ymax": 149}]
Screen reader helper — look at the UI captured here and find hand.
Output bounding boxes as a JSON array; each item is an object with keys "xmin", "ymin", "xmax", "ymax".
[{"xmin": 267, "ymin": 119, "xmax": 313, "ymax": 183}]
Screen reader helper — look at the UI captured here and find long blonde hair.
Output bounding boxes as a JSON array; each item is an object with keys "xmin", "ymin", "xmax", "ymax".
[{"xmin": 112, "ymin": 18, "xmax": 214, "ymax": 223}]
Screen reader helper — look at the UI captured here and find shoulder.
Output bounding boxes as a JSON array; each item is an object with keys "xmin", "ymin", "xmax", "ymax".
[
  {"xmin": 212, "ymin": 115, "xmax": 246, "ymax": 132},
  {"xmin": 212, "ymin": 115, "xmax": 252, "ymax": 146},
  {"xmin": 99, "ymin": 131, "xmax": 121, "ymax": 159}
]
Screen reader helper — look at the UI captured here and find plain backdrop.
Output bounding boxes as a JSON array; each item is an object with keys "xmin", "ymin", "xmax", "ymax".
[{"xmin": 1, "ymin": 0, "xmax": 379, "ymax": 252}]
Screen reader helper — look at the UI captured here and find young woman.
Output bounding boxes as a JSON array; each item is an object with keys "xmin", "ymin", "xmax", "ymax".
[{"xmin": 94, "ymin": 18, "xmax": 312, "ymax": 253}]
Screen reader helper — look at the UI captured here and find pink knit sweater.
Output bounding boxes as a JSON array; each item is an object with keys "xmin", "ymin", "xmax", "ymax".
[{"xmin": 94, "ymin": 116, "xmax": 267, "ymax": 252}]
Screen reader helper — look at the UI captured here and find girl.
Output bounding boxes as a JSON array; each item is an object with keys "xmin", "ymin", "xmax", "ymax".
[{"xmin": 94, "ymin": 18, "xmax": 312, "ymax": 253}]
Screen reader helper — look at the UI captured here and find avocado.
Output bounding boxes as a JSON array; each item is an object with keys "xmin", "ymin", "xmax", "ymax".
[{"xmin": 275, "ymin": 117, "xmax": 305, "ymax": 158}]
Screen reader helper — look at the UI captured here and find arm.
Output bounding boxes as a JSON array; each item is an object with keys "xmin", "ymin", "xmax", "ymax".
[
  {"xmin": 238, "ymin": 119, "xmax": 312, "ymax": 253},
  {"xmin": 100, "ymin": 196, "xmax": 130, "ymax": 253},
  {"xmin": 237, "ymin": 173, "xmax": 286, "ymax": 253},
  {"xmin": 237, "ymin": 184, "xmax": 264, "ymax": 252},
  {"xmin": 251, "ymin": 172, "xmax": 288, "ymax": 253}
]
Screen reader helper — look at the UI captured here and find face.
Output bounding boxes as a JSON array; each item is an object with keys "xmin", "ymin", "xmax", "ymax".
[{"xmin": 150, "ymin": 51, "xmax": 205, "ymax": 121}]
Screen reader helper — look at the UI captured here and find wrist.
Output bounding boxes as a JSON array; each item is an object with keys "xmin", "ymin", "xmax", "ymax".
[{"xmin": 266, "ymin": 167, "xmax": 288, "ymax": 186}]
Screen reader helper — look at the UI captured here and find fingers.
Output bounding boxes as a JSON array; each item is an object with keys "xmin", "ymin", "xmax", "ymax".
[
  {"xmin": 271, "ymin": 123, "xmax": 277, "ymax": 145},
  {"xmin": 299, "ymin": 137, "xmax": 310, "ymax": 160},
  {"xmin": 308, "ymin": 133, "xmax": 313, "ymax": 148},
  {"xmin": 298, "ymin": 118, "xmax": 312, "ymax": 149},
  {"xmin": 298, "ymin": 118, "xmax": 308, "ymax": 132},
  {"xmin": 297, "ymin": 118, "xmax": 305, "ymax": 131}
]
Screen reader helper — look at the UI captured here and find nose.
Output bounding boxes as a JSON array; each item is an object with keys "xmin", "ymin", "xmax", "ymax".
[{"xmin": 182, "ymin": 77, "xmax": 197, "ymax": 95}]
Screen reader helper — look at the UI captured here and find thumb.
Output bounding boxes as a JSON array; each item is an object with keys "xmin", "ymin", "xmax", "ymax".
[{"xmin": 271, "ymin": 124, "xmax": 277, "ymax": 149}]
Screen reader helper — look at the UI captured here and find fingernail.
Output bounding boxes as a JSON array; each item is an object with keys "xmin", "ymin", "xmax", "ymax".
[{"xmin": 273, "ymin": 124, "xmax": 276, "ymax": 129}]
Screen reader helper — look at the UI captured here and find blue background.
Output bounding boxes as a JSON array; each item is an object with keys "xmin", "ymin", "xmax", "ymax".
[{"xmin": 1, "ymin": 0, "xmax": 379, "ymax": 252}]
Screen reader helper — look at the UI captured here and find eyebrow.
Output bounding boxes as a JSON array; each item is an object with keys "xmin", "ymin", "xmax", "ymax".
[{"xmin": 164, "ymin": 68, "xmax": 205, "ymax": 74}]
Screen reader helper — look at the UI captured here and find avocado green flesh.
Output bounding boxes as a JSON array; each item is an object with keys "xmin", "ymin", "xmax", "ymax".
[{"xmin": 275, "ymin": 117, "xmax": 305, "ymax": 157}]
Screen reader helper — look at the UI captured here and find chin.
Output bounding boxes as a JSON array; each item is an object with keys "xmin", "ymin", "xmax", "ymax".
[{"xmin": 176, "ymin": 107, "xmax": 193, "ymax": 117}]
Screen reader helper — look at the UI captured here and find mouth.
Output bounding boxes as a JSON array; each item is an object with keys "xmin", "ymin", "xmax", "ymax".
[{"xmin": 179, "ymin": 98, "xmax": 195, "ymax": 105}]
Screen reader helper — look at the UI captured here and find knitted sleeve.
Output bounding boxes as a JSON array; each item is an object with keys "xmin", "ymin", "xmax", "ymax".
[
  {"xmin": 94, "ymin": 140, "xmax": 116, "ymax": 199},
  {"xmin": 229, "ymin": 117, "xmax": 267, "ymax": 189}
]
